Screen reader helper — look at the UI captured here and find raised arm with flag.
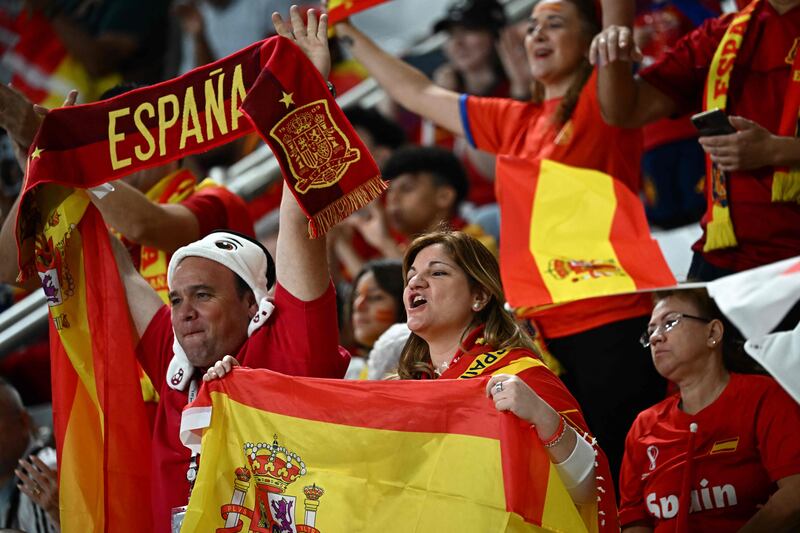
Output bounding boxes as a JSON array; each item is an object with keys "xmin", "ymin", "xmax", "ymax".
[{"xmin": 13, "ymin": 8, "xmax": 380, "ymax": 531}]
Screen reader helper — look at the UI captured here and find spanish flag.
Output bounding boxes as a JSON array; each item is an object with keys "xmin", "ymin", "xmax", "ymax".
[
  {"xmin": 0, "ymin": 9, "xmax": 120, "ymax": 106},
  {"xmin": 18, "ymin": 190, "xmax": 153, "ymax": 532},
  {"xmin": 327, "ymin": 0, "xmax": 392, "ymax": 24},
  {"xmin": 180, "ymin": 368, "xmax": 589, "ymax": 532},
  {"xmin": 15, "ymin": 35, "xmax": 382, "ymax": 532},
  {"xmin": 505, "ymin": 159, "xmax": 675, "ymax": 309}
]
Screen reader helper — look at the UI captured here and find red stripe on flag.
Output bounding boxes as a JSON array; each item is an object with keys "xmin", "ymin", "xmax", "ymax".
[
  {"xmin": 49, "ymin": 332, "xmax": 77, "ymax": 484},
  {"xmin": 499, "ymin": 160, "xmax": 554, "ymax": 307},
  {"xmin": 202, "ymin": 368, "xmax": 502, "ymax": 439},
  {"xmin": 82, "ymin": 208, "xmax": 153, "ymax": 532},
  {"xmin": 610, "ymin": 178, "xmax": 675, "ymax": 289},
  {"xmin": 327, "ymin": 0, "xmax": 391, "ymax": 24},
  {"xmin": 500, "ymin": 412, "xmax": 551, "ymax": 525}
]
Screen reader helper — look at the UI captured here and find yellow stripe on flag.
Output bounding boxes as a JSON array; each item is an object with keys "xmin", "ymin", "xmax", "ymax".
[
  {"xmin": 44, "ymin": 191, "xmax": 103, "ymax": 413},
  {"xmin": 491, "ymin": 357, "xmax": 546, "ymax": 377},
  {"xmin": 43, "ymin": 55, "xmax": 121, "ymax": 108},
  {"xmin": 59, "ymin": 380, "xmax": 104, "ymax": 530},
  {"xmin": 529, "ymin": 160, "xmax": 636, "ymax": 303},
  {"xmin": 541, "ymin": 462, "xmax": 594, "ymax": 533},
  {"xmin": 183, "ymin": 393, "xmax": 584, "ymax": 532}
]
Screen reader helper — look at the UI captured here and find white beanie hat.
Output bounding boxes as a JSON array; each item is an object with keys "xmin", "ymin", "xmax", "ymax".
[{"xmin": 165, "ymin": 231, "xmax": 276, "ymax": 391}]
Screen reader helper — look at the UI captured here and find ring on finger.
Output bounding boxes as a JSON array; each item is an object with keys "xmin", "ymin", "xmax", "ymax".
[
  {"xmin": 32, "ymin": 484, "xmax": 41, "ymax": 496},
  {"xmin": 493, "ymin": 382, "xmax": 504, "ymax": 394}
]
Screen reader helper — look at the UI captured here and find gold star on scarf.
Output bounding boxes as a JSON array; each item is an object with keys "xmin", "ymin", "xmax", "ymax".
[
  {"xmin": 279, "ymin": 92, "xmax": 294, "ymax": 108},
  {"xmin": 30, "ymin": 146, "xmax": 44, "ymax": 159}
]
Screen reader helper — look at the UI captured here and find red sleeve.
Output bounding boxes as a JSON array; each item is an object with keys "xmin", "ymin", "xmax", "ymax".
[
  {"xmin": 638, "ymin": 13, "xmax": 732, "ymax": 116},
  {"xmin": 462, "ymin": 95, "xmax": 540, "ymax": 154},
  {"xmin": 238, "ymin": 281, "xmax": 350, "ymax": 378},
  {"xmin": 135, "ymin": 304, "xmax": 173, "ymax": 386},
  {"xmin": 618, "ymin": 414, "xmax": 654, "ymax": 528},
  {"xmin": 181, "ymin": 186, "xmax": 255, "ymax": 238},
  {"xmin": 755, "ymin": 379, "xmax": 800, "ymax": 482}
]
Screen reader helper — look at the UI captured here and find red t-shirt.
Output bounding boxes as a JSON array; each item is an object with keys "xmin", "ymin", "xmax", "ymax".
[
  {"xmin": 136, "ymin": 281, "xmax": 349, "ymax": 533},
  {"xmin": 461, "ymin": 71, "xmax": 652, "ymax": 338},
  {"xmin": 619, "ymin": 373, "xmax": 800, "ymax": 531},
  {"xmin": 639, "ymin": 2, "xmax": 800, "ymax": 272},
  {"xmin": 183, "ymin": 185, "xmax": 255, "ymax": 238}
]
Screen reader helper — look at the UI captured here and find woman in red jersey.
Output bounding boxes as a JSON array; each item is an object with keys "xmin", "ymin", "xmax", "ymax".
[{"xmin": 619, "ymin": 288, "xmax": 800, "ymax": 532}]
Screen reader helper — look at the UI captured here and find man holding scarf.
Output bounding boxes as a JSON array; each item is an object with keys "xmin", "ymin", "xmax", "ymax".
[
  {"xmin": 592, "ymin": 0, "xmax": 800, "ymax": 281},
  {"xmin": 95, "ymin": 11, "xmax": 353, "ymax": 531},
  {"xmin": 10, "ymin": 5, "xmax": 381, "ymax": 530}
]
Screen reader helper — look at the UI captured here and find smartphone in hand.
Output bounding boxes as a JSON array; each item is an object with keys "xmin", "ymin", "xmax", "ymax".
[{"xmin": 691, "ymin": 109, "xmax": 736, "ymax": 136}]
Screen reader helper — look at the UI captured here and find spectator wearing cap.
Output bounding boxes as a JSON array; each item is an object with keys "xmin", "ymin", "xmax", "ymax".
[
  {"xmin": 421, "ymin": 0, "xmax": 517, "ymax": 208},
  {"xmin": 432, "ymin": 0, "xmax": 510, "ymax": 98}
]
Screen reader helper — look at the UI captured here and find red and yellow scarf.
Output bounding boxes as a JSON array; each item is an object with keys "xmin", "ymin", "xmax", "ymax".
[
  {"xmin": 17, "ymin": 36, "xmax": 384, "ymax": 280},
  {"xmin": 438, "ymin": 327, "xmax": 619, "ymax": 533},
  {"xmin": 703, "ymin": 0, "xmax": 800, "ymax": 251}
]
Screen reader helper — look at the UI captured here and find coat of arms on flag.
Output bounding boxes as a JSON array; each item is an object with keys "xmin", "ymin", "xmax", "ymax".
[{"xmin": 217, "ymin": 437, "xmax": 327, "ymax": 532}]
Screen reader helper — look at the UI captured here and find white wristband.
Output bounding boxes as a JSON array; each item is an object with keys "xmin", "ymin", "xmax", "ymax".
[{"xmin": 554, "ymin": 431, "xmax": 596, "ymax": 502}]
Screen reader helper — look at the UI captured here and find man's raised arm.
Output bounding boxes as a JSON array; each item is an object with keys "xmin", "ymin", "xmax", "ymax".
[
  {"xmin": 108, "ymin": 231, "xmax": 165, "ymax": 338},
  {"xmin": 271, "ymin": 7, "xmax": 334, "ymax": 301}
]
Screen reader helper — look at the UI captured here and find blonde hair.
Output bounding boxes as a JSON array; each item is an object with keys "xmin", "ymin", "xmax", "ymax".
[{"xmin": 397, "ymin": 230, "xmax": 537, "ymax": 379}]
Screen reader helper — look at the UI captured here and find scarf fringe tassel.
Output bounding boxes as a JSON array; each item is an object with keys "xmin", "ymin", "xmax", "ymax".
[
  {"xmin": 772, "ymin": 170, "xmax": 800, "ymax": 203},
  {"xmin": 307, "ymin": 176, "xmax": 388, "ymax": 238},
  {"xmin": 703, "ymin": 204, "xmax": 738, "ymax": 252}
]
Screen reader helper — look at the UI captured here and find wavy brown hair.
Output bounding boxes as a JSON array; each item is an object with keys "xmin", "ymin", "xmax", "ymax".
[
  {"xmin": 397, "ymin": 230, "xmax": 538, "ymax": 379},
  {"xmin": 530, "ymin": 0, "xmax": 600, "ymax": 126}
]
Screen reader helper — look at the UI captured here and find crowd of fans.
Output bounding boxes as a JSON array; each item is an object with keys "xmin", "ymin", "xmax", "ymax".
[{"xmin": 0, "ymin": 0, "xmax": 799, "ymax": 531}]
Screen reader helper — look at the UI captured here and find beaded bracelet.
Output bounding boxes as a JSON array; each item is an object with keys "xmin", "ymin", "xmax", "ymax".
[{"xmin": 542, "ymin": 416, "xmax": 567, "ymax": 448}]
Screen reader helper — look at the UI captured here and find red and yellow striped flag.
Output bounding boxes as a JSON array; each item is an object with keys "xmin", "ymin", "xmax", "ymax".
[
  {"xmin": 504, "ymin": 159, "xmax": 675, "ymax": 309},
  {"xmin": 327, "ymin": 0, "xmax": 392, "ymax": 24},
  {"xmin": 180, "ymin": 368, "xmax": 588, "ymax": 532},
  {"xmin": 19, "ymin": 189, "xmax": 152, "ymax": 531},
  {"xmin": 0, "ymin": 9, "xmax": 120, "ymax": 106}
]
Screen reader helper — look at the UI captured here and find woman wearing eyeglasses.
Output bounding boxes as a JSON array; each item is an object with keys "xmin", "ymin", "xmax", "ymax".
[{"xmin": 618, "ymin": 288, "xmax": 800, "ymax": 532}]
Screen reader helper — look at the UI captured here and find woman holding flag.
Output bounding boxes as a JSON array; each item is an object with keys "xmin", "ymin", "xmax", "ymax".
[
  {"xmin": 205, "ymin": 231, "xmax": 618, "ymax": 527},
  {"xmin": 398, "ymin": 230, "xmax": 617, "ymax": 530},
  {"xmin": 324, "ymin": 0, "xmax": 666, "ymax": 484}
]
